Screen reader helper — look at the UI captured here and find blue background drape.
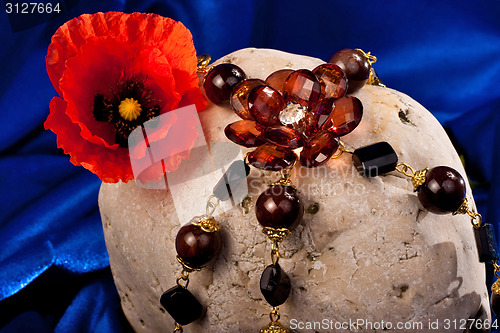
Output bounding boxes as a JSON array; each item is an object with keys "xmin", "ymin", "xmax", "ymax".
[{"xmin": 0, "ymin": 0, "xmax": 499, "ymax": 331}]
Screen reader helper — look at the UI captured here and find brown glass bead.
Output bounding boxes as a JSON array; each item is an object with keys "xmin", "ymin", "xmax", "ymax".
[
  {"xmin": 264, "ymin": 125, "xmax": 304, "ymax": 149},
  {"xmin": 283, "ymin": 69, "xmax": 323, "ymax": 108},
  {"xmin": 249, "ymin": 85, "xmax": 285, "ymax": 127},
  {"xmin": 260, "ymin": 264, "xmax": 291, "ymax": 307},
  {"xmin": 176, "ymin": 223, "xmax": 222, "ymax": 269},
  {"xmin": 305, "ymin": 98, "xmax": 335, "ymax": 138},
  {"xmin": 312, "ymin": 63, "xmax": 347, "ymax": 99},
  {"xmin": 256, "ymin": 185, "xmax": 303, "ymax": 230},
  {"xmin": 265, "ymin": 69, "xmax": 294, "ymax": 95},
  {"xmin": 328, "ymin": 49, "xmax": 371, "ymax": 94},
  {"xmin": 224, "ymin": 120, "xmax": 265, "ymax": 148},
  {"xmin": 203, "ymin": 63, "xmax": 247, "ymax": 105},
  {"xmin": 300, "ymin": 130, "xmax": 340, "ymax": 168},
  {"xmin": 230, "ymin": 79, "xmax": 266, "ymax": 120},
  {"xmin": 417, "ymin": 166, "xmax": 466, "ymax": 214},
  {"xmin": 321, "ymin": 96, "xmax": 363, "ymax": 136},
  {"xmin": 247, "ymin": 143, "xmax": 297, "ymax": 171}
]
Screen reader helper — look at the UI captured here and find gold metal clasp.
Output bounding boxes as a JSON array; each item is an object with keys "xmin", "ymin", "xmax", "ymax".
[
  {"xmin": 176, "ymin": 269, "xmax": 190, "ymax": 289},
  {"xmin": 452, "ymin": 198, "xmax": 482, "ymax": 229},
  {"xmin": 395, "ymin": 162, "xmax": 428, "ymax": 192},
  {"xmin": 197, "ymin": 54, "xmax": 212, "ymax": 74},
  {"xmin": 260, "ymin": 307, "xmax": 289, "ymax": 333}
]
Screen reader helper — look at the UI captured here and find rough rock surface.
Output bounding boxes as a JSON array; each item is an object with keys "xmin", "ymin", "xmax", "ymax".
[{"xmin": 98, "ymin": 48, "xmax": 490, "ymax": 333}]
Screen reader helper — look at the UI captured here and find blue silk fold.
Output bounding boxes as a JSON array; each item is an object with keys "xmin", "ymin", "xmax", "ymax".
[{"xmin": 1, "ymin": 0, "xmax": 499, "ymax": 331}]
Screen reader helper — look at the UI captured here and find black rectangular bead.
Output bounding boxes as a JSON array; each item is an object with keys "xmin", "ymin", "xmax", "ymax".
[
  {"xmin": 474, "ymin": 223, "xmax": 499, "ymax": 263},
  {"xmin": 213, "ymin": 160, "xmax": 250, "ymax": 201},
  {"xmin": 352, "ymin": 141, "xmax": 398, "ymax": 177},
  {"xmin": 160, "ymin": 286, "xmax": 203, "ymax": 325}
]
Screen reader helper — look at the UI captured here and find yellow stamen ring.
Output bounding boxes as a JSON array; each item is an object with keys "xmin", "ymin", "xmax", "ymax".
[{"xmin": 118, "ymin": 98, "xmax": 142, "ymax": 121}]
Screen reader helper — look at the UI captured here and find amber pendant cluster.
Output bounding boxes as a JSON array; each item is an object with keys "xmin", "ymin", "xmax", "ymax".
[{"xmin": 203, "ymin": 49, "xmax": 372, "ymax": 171}]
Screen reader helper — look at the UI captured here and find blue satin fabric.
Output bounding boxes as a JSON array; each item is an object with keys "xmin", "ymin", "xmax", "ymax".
[{"xmin": 0, "ymin": 0, "xmax": 499, "ymax": 332}]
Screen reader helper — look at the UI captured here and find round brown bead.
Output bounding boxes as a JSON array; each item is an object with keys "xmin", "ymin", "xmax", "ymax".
[
  {"xmin": 417, "ymin": 166, "xmax": 466, "ymax": 214},
  {"xmin": 175, "ymin": 223, "xmax": 222, "ymax": 268},
  {"xmin": 203, "ymin": 63, "xmax": 246, "ymax": 105},
  {"xmin": 328, "ymin": 48, "xmax": 371, "ymax": 94},
  {"xmin": 255, "ymin": 185, "xmax": 303, "ymax": 230}
]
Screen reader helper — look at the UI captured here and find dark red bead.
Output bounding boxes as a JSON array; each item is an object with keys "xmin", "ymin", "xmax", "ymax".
[
  {"xmin": 264, "ymin": 125, "xmax": 304, "ymax": 149},
  {"xmin": 249, "ymin": 85, "xmax": 285, "ymax": 127},
  {"xmin": 230, "ymin": 79, "xmax": 266, "ymax": 120},
  {"xmin": 266, "ymin": 69, "xmax": 294, "ymax": 95},
  {"xmin": 283, "ymin": 69, "xmax": 323, "ymax": 108},
  {"xmin": 300, "ymin": 130, "xmax": 340, "ymax": 168},
  {"xmin": 312, "ymin": 64, "xmax": 347, "ymax": 99},
  {"xmin": 417, "ymin": 166, "xmax": 466, "ymax": 214},
  {"xmin": 203, "ymin": 63, "xmax": 247, "ymax": 105},
  {"xmin": 321, "ymin": 96, "xmax": 363, "ymax": 136},
  {"xmin": 328, "ymin": 49, "xmax": 371, "ymax": 94},
  {"xmin": 492, "ymin": 291, "xmax": 500, "ymax": 316},
  {"xmin": 247, "ymin": 144, "xmax": 297, "ymax": 171},
  {"xmin": 224, "ymin": 120, "xmax": 265, "ymax": 148},
  {"xmin": 176, "ymin": 223, "xmax": 222, "ymax": 268},
  {"xmin": 255, "ymin": 185, "xmax": 303, "ymax": 229},
  {"xmin": 260, "ymin": 264, "xmax": 291, "ymax": 307}
]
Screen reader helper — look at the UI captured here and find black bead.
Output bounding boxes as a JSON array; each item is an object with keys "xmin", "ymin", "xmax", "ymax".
[
  {"xmin": 474, "ymin": 223, "xmax": 498, "ymax": 262},
  {"xmin": 352, "ymin": 142, "xmax": 398, "ymax": 177},
  {"xmin": 160, "ymin": 286, "xmax": 203, "ymax": 325},
  {"xmin": 260, "ymin": 264, "xmax": 291, "ymax": 307},
  {"xmin": 213, "ymin": 160, "xmax": 250, "ymax": 201}
]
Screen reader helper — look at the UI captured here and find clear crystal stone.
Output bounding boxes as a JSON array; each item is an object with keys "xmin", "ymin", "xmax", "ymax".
[{"xmin": 279, "ymin": 103, "xmax": 307, "ymax": 126}]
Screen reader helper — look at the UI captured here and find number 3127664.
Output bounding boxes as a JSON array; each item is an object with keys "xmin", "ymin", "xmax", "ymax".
[{"xmin": 6, "ymin": 3, "xmax": 61, "ymax": 14}]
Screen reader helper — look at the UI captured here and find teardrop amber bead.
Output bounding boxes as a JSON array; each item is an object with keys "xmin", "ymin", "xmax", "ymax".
[
  {"xmin": 321, "ymin": 96, "xmax": 363, "ymax": 136},
  {"xmin": 224, "ymin": 120, "xmax": 265, "ymax": 148},
  {"xmin": 283, "ymin": 69, "xmax": 323, "ymax": 108},
  {"xmin": 265, "ymin": 69, "xmax": 294, "ymax": 95},
  {"xmin": 300, "ymin": 130, "xmax": 339, "ymax": 167},
  {"xmin": 230, "ymin": 79, "xmax": 266, "ymax": 120},
  {"xmin": 312, "ymin": 63, "xmax": 347, "ymax": 99},
  {"xmin": 247, "ymin": 144, "xmax": 297, "ymax": 171},
  {"xmin": 264, "ymin": 125, "xmax": 304, "ymax": 149},
  {"xmin": 248, "ymin": 85, "xmax": 285, "ymax": 127}
]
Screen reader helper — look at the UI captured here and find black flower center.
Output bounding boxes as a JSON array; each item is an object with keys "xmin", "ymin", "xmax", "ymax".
[{"xmin": 93, "ymin": 78, "xmax": 161, "ymax": 147}]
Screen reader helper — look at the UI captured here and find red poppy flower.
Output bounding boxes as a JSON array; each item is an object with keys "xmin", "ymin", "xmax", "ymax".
[{"xmin": 45, "ymin": 12, "xmax": 207, "ymax": 183}]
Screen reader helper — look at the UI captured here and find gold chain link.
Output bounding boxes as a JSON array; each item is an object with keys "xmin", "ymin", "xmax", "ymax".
[
  {"xmin": 395, "ymin": 162, "xmax": 428, "ymax": 191},
  {"xmin": 354, "ymin": 48, "xmax": 377, "ymax": 64},
  {"xmin": 271, "ymin": 241, "xmax": 281, "ymax": 265},
  {"xmin": 196, "ymin": 54, "xmax": 212, "ymax": 74},
  {"xmin": 176, "ymin": 269, "xmax": 190, "ymax": 289},
  {"xmin": 173, "ymin": 322, "xmax": 183, "ymax": 333},
  {"xmin": 452, "ymin": 198, "xmax": 482, "ymax": 229}
]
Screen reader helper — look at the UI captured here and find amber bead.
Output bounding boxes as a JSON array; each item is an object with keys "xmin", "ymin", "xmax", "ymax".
[
  {"xmin": 417, "ymin": 166, "xmax": 466, "ymax": 214},
  {"xmin": 305, "ymin": 98, "xmax": 334, "ymax": 138},
  {"xmin": 230, "ymin": 79, "xmax": 266, "ymax": 120},
  {"xmin": 300, "ymin": 130, "xmax": 339, "ymax": 168},
  {"xmin": 260, "ymin": 264, "xmax": 291, "ymax": 307},
  {"xmin": 160, "ymin": 286, "xmax": 203, "ymax": 325},
  {"xmin": 249, "ymin": 85, "xmax": 285, "ymax": 127},
  {"xmin": 264, "ymin": 125, "xmax": 304, "ymax": 149},
  {"xmin": 312, "ymin": 63, "xmax": 347, "ymax": 99},
  {"xmin": 176, "ymin": 223, "xmax": 222, "ymax": 269},
  {"xmin": 321, "ymin": 96, "xmax": 363, "ymax": 136},
  {"xmin": 266, "ymin": 69, "xmax": 294, "ymax": 95},
  {"xmin": 247, "ymin": 144, "xmax": 297, "ymax": 171},
  {"xmin": 492, "ymin": 290, "xmax": 500, "ymax": 316},
  {"xmin": 203, "ymin": 63, "xmax": 247, "ymax": 105},
  {"xmin": 255, "ymin": 185, "xmax": 303, "ymax": 229},
  {"xmin": 224, "ymin": 120, "xmax": 265, "ymax": 148},
  {"xmin": 328, "ymin": 49, "xmax": 371, "ymax": 94},
  {"xmin": 283, "ymin": 69, "xmax": 323, "ymax": 108}
]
